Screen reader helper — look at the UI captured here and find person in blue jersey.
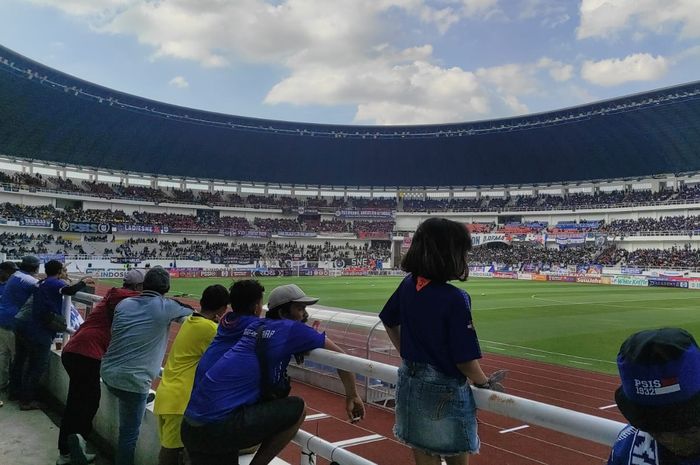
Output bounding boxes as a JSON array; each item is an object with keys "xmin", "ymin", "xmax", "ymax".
[
  {"xmin": 0, "ymin": 260, "xmax": 17, "ymax": 407},
  {"xmin": 195, "ymin": 279, "xmax": 266, "ymax": 379},
  {"xmin": 380, "ymin": 218, "xmax": 506, "ymax": 465},
  {"xmin": 607, "ymin": 328, "xmax": 700, "ymax": 465},
  {"xmin": 0, "ymin": 255, "xmax": 40, "ymax": 402},
  {"xmin": 0, "ymin": 260, "xmax": 18, "ymax": 298},
  {"xmin": 182, "ymin": 283, "xmax": 365, "ymax": 465},
  {"xmin": 13, "ymin": 260, "xmax": 93, "ymax": 411}
]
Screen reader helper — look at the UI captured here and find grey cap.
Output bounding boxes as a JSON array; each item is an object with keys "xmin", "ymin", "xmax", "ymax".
[
  {"xmin": 143, "ymin": 267, "xmax": 170, "ymax": 294},
  {"xmin": 20, "ymin": 255, "xmax": 40, "ymax": 271},
  {"xmin": 123, "ymin": 269, "xmax": 145, "ymax": 285},
  {"xmin": 268, "ymin": 284, "xmax": 318, "ymax": 310}
]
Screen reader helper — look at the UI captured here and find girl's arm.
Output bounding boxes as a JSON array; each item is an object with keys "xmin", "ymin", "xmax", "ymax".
[
  {"xmin": 456, "ymin": 359, "xmax": 489, "ymax": 385},
  {"xmin": 385, "ymin": 325, "xmax": 401, "ymax": 353}
]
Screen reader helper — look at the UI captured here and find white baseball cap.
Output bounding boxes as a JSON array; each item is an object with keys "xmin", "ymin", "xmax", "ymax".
[
  {"xmin": 267, "ymin": 284, "xmax": 318, "ymax": 310},
  {"xmin": 123, "ymin": 269, "xmax": 145, "ymax": 285}
]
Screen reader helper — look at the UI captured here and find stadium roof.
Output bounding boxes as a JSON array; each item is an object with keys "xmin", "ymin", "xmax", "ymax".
[{"xmin": 1, "ymin": 44, "xmax": 699, "ymax": 188}]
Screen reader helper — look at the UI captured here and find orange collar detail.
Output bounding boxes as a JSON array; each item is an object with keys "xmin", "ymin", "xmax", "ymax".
[{"xmin": 415, "ymin": 276, "xmax": 431, "ymax": 292}]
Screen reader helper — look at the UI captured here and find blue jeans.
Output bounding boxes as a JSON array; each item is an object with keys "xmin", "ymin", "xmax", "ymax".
[
  {"xmin": 11, "ymin": 332, "xmax": 51, "ymax": 403},
  {"xmin": 106, "ymin": 384, "xmax": 148, "ymax": 465}
]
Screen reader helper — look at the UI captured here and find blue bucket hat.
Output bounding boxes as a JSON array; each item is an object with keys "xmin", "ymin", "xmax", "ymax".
[{"xmin": 615, "ymin": 328, "xmax": 700, "ymax": 432}]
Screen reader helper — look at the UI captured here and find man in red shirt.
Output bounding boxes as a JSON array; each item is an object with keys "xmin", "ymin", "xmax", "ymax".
[{"xmin": 56, "ymin": 269, "xmax": 145, "ymax": 465}]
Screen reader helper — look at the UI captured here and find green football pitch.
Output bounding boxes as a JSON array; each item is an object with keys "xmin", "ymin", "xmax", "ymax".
[{"xmin": 102, "ymin": 276, "xmax": 700, "ymax": 374}]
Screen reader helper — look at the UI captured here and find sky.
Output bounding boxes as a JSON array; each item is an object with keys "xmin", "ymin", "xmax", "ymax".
[{"xmin": 1, "ymin": 0, "xmax": 699, "ymax": 126}]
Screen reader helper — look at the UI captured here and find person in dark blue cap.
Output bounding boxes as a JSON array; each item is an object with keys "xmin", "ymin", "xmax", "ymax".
[{"xmin": 608, "ymin": 327, "xmax": 700, "ymax": 465}]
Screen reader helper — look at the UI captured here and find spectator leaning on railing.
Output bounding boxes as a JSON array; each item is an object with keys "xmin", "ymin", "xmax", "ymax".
[
  {"xmin": 153, "ymin": 285, "xmax": 229, "ymax": 465},
  {"xmin": 100, "ymin": 267, "xmax": 193, "ymax": 465},
  {"xmin": 57, "ymin": 269, "xmax": 145, "ymax": 465},
  {"xmin": 0, "ymin": 255, "xmax": 40, "ymax": 404}
]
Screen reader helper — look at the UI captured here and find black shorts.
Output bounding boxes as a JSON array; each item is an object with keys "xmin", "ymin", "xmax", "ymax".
[{"xmin": 181, "ymin": 396, "xmax": 305, "ymax": 462}]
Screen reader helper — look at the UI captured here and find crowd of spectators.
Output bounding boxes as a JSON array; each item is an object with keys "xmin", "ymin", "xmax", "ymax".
[
  {"xmin": 615, "ymin": 245, "xmax": 700, "ymax": 268},
  {"xmin": 468, "ymin": 244, "xmax": 601, "ymax": 268},
  {"xmin": 6, "ymin": 167, "xmax": 700, "ymax": 213},
  {"xmin": 603, "ymin": 216, "xmax": 700, "ymax": 235}
]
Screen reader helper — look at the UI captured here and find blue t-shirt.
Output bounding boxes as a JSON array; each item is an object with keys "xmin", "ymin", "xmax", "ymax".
[
  {"xmin": 185, "ymin": 318, "xmax": 325, "ymax": 423},
  {"xmin": 0, "ymin": 271, "xmax": 39, "ymax": 330},
  {"xmin": 0, "ymin": 281, "xmax": 6, "ymax": 299},
  {"xmin": 607, "ymin": 425, "xmax": 700, "ymax": 465},
  {"xmin": 379, "ymin": 274, "xmax": 481, "ymax": 381},
  {"xmin": 196, "ymin": 313, "xmax": 259, "ymax": 378},
  {"xmin": 16, "ymin": 276, "xmax": 65, "ymax": 345}
]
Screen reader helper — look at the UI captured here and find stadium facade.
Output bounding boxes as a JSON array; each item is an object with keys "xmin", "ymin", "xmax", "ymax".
[{"xmin": 1, "ymin": 44, "xmax": 700, "ymax": 188}]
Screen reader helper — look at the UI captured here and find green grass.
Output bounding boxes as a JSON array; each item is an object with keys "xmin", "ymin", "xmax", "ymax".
[{"xmin": 103, "ymin": 276, "xmax": 700, "ymax": 374}]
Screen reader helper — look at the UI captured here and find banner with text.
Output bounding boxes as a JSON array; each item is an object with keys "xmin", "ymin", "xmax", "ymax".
[{"xmin": 53, "ymin": 220, "xmax": 112, "ymax": 234}]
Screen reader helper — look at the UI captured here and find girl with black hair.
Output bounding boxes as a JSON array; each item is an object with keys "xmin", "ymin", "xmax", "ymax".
[{"xmin": 380, "ymin": 218, "xmax": 506, "ymax": 465}]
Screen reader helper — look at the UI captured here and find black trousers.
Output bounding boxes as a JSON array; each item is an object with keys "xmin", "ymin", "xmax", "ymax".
[{"xmin": 58, "ymin": 352, "xmax": 102, "ymax": 455}]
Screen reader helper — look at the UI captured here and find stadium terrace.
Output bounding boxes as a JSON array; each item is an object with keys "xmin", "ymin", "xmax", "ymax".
[{"xmin": 1, "ymin": 44, "xmax": 700, "ymax": 187}]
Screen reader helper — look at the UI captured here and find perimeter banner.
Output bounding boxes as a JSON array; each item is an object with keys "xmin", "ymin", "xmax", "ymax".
[
  {"xmin": 335, "ymin": 209, "xmax": 394, "ymax": 219},
  {"xmin": 53, "ymin": 220, "xmax": 112, "ymax": 234}
]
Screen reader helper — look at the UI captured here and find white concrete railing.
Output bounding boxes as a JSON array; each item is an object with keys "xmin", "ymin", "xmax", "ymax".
[{"xmin": 67, "ymin": 292, "xmax": 626, "ymax": 460}]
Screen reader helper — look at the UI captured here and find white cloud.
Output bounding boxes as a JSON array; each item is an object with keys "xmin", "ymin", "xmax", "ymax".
[
  {"xmin": 461, "ymin": 0, "xmax": 499, "ymax": 17},
  {"xmin": 581, "ymin": 53, "xmax": 668, "ymax": 86},
  {"xmin": 168, "ymin": 76, "xmax": 189, "ymax": 89},
  {"xmin": 577, "ymin": 0, "xmax": 700, "ymax": 39},
  {"xmin": 536, "ymin": 57, "xmax": 573, "ymax": 82},
  {"xmin": 22, "ymin": 0, "xmax": 576, "ymax": 124}
]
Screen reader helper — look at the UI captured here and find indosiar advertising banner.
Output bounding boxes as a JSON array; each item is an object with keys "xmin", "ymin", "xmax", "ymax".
[
  {"xmin": 689, "ymin": 281, "xmax": 700, "ymax": 290},
  {"xmin": 648, "ymin": 279, "xmax": 689, "ymax": 289},
  {"xmin": 53, "ymin": 220, "xmax": 112, "ymax": 234},
  {"xmin": 277, "ymin": 231, "xmax": 318, "ymax": 237},
  {"xmin": 611, "ymin": 276, "xmax": 648, "ymax": 287},
  {"xmin": 517, "ymin": 272, "xmax": 533, "ymax": 280}
]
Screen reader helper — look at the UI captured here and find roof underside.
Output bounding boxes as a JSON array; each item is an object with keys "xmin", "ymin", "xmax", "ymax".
[{"xmin": 1, "ymin": 45, "xmax": 699, "ymax": 187}]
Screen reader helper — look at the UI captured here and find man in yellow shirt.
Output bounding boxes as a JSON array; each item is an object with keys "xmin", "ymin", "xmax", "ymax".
[{"xmin": 154, "ymin": 284, "xmax": 229, "ymax": 465}]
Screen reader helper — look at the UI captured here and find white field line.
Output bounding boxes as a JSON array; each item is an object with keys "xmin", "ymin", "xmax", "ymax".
[
  {"xmin": 499, "ymin": 425, "xmax": 530, "ymax": 434},
  {"xmin": 599, "ymin": 404, "xmax": 618, "ymax": 410},
  {"xmin": 529, "ymin": 294, "xmax": 700, "ymax": 312},
  {"xmin": 569, "ymin": 360, "xmax": 593, "ymax": 366},
  {"xmin": 481, "ymin": 340, "xmax": 616, "ymax": 365},
  {"xmin": 305, "ymin": 413, "xmax": 330, "ymax": 421}
]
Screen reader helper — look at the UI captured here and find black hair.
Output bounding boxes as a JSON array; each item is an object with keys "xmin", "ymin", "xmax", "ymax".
[
  {"xmin": 401, "ymin": 217, "xmax": 472, "ymax": 282},
  {"xmin": 266, "ymin": 302, "xmax": 292, "ymax": 320},
  {"xmin": 44, "ymin": 260, "xmax": 64, "ymax": 277},
  {"xmin": 143, "ymin": 267, "xmax": 170, "ymax": 295},
  {"xmin": 229, "ymin": 280, "xmax": 264, "ymax": 315},
  {"xmin": 0, "ymin": 261, "xmax": 17, "ymax": 273},
  {"xmin": 200, "ymin": 284, "xmax": 230, "ymax": 312}
]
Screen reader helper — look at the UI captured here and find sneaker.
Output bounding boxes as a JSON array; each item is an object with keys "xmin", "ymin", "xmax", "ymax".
[
  {"xmin": 146, "ymin": 391, "xmax": 156, "ymax": 404},
  {"xmin": 56, "ymin": 454, "xmax": 71, "ymax": 465},
  {"xmin": 67, "ymin": 434, "xmax": 96, "ymax": 465}
]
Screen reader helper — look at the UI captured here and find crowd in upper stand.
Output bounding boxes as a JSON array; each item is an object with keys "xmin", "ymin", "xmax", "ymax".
[{"xmin": 4, "ymin": 170, "xmax": 700, "ymax": 212}]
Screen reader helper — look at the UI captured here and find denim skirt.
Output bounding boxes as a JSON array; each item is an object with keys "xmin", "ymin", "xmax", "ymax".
[{"xmin": 394, "ymin": 361, "xmax": 480, "ymax": 457}]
